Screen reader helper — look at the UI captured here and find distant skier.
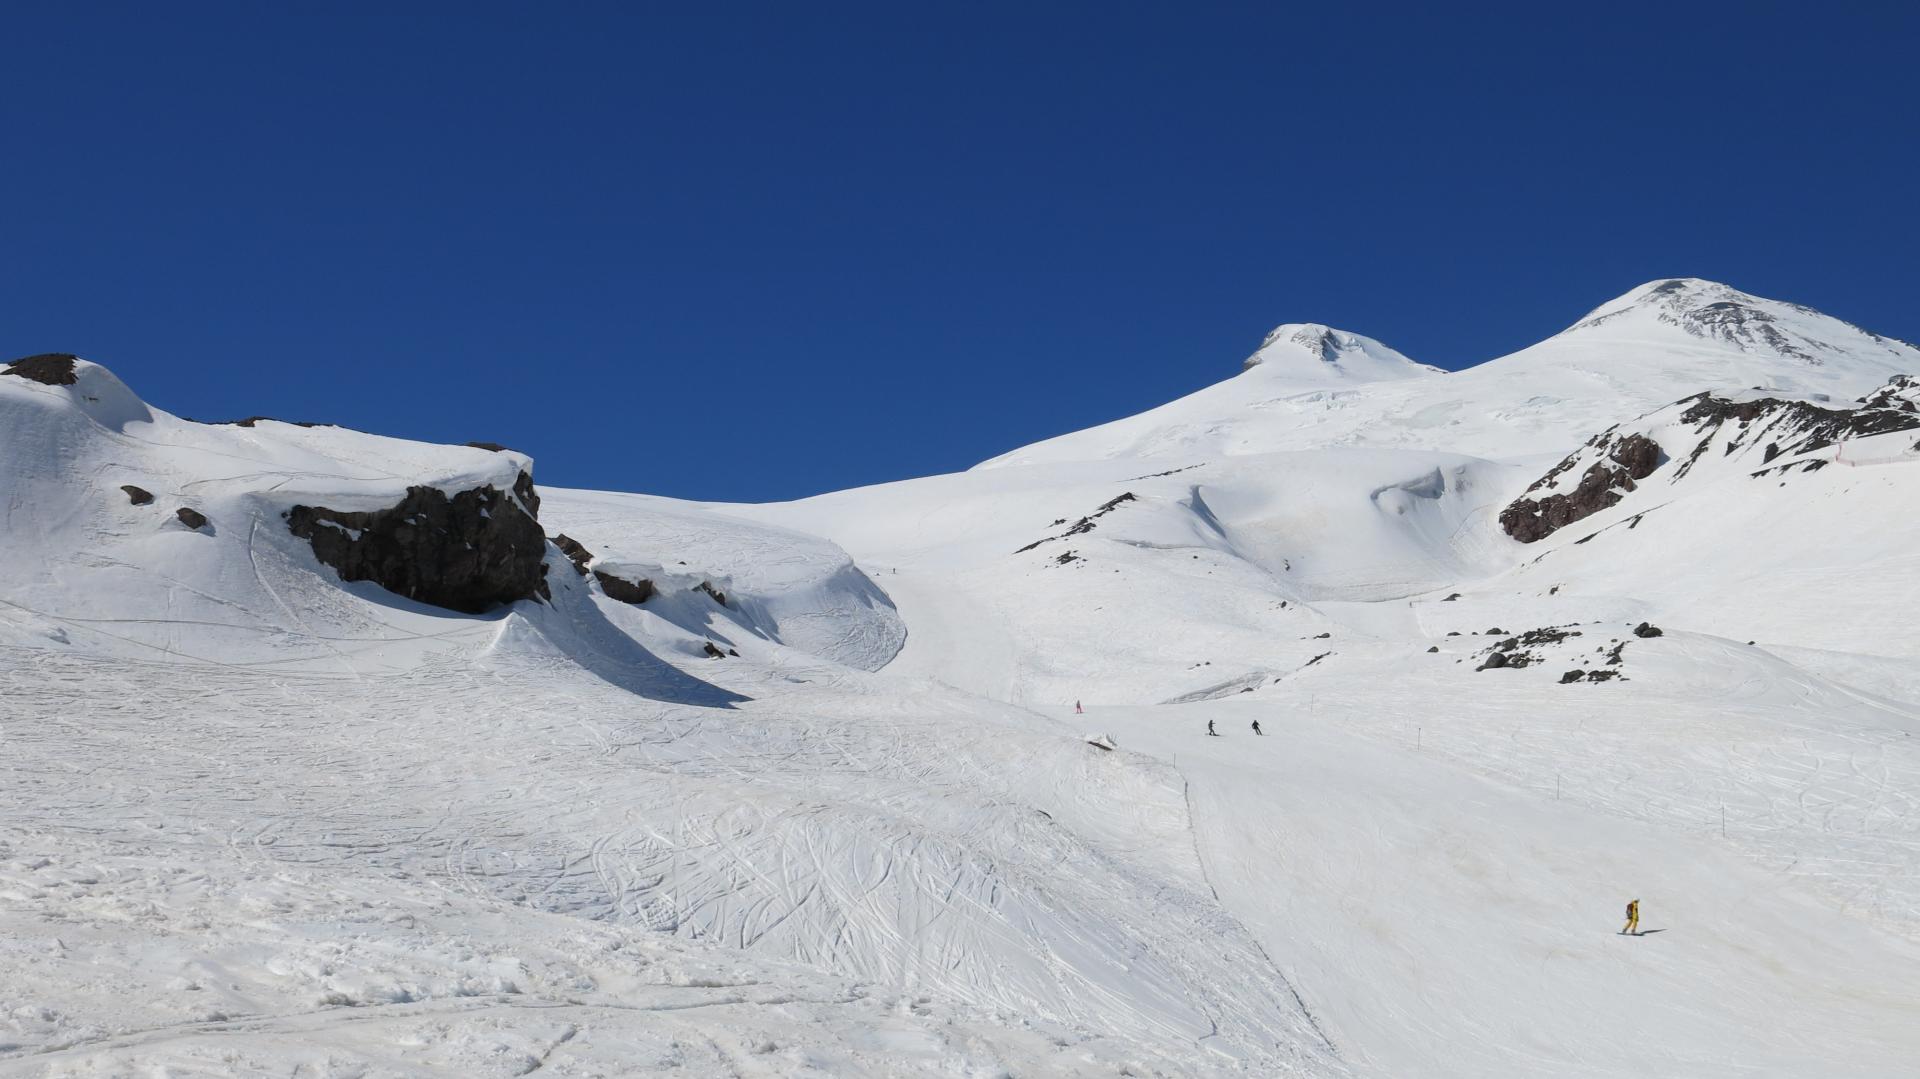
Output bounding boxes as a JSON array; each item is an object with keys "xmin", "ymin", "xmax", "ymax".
[
  {"xmin": 1251, "ymin": 720, "xmax": 1263, "ymax": 736},
  {"xmin": 1074, "ymin": 700, "xmax": 1083, "ymax": 714},
  {"xmin": 1622, "ymin": 898, "xmax": 1640, "ymax": 935},
  {"xmin": 1207, "ymin": 719, "xmax": 1218, "ymax": 737}
]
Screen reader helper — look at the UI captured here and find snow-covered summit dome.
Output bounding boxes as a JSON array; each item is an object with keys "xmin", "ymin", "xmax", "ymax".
[
  {"xmin": 1560, "ymin": 278, "xmax": 1920, "ymax": 369},
  {"xmin": 1240, "ymin": 323, "xmax": 1439, "ymax": 382}
]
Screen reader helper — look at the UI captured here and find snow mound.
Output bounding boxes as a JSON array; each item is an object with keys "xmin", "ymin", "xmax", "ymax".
[
  {"xmin": 1241, "ymin": 323, "xmax": 1440, "ymax": 381},
  {"xmin": 542, "ymin": 489, "xmax": 907, "ymax": 671}
]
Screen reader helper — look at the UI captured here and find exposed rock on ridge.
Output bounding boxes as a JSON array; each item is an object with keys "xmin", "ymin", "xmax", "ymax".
[
  {"xmin": 1500, "ymin": 434, "xmax": 1662, "ymax": 543},
  {"xmin": 3, "ymin": 354, "xmax": 80, "ymax": 385},
  {"xmin": 285, "ymin": 473, "xmax": 549, "ymax": 614},
  {"xmin": 1502, "ymin": 374, "xmax": 1920, "ymax": 543}
]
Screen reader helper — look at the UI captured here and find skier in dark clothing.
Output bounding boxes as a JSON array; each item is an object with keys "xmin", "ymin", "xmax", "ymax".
[
  {"xmin": 1207, "ymin": 719, "xmax": 1218, "ymax": 737},
  {"xmin": 1251, "ymin": 720, "xmax": 1263, "ymax": 735}
]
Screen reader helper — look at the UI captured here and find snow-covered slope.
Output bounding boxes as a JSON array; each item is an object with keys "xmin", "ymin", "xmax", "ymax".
[{"xmin": 5, "ymin": 278, "xmax": 1919, "ymax": 1077}]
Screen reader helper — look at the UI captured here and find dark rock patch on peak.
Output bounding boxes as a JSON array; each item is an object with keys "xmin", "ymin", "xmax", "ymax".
[
  {"xmin": 285, "ymin": 473, "xmax": 547, "ymax": 614},
  {"xmin": 3, "ymin": 354, "xmax": 79, "ymax": 385}
]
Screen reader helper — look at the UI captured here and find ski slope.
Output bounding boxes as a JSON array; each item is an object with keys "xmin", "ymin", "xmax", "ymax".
[{"xmin": 4, "ymin": 278, "xmax": 1918, "ymax": 1076}]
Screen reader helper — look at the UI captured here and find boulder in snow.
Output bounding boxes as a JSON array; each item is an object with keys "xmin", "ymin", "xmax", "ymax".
[
  {"xmin": 284, "ymin": 473, "xmax": 548, "ymax": 614},
  {"xmin": 593, "ymin": 568, "xmax": 655, "ymax": 604}
]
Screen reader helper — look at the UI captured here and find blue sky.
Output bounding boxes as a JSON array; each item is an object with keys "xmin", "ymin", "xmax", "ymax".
[{"xmin": 4, "ymin": 4, "xmax": 1915, "ymax": 501}]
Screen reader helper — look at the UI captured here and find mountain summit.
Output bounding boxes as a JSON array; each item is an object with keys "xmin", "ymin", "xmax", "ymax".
[
  {"xmin": 1555, "ymin": 277, "xmax": 1920, "ymax": 368},
  {"xmin": 1240, "ymin": 323, "xmax": 1438, "ymax": 382},
  {"xmin": 979, "ymin": 278, "xmax": 1918, "ymax": 468}
]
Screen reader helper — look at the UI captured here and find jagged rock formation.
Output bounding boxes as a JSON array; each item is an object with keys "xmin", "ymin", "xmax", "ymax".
[
  {"xmin": 120, "ymin": 485, "xmax": 154, "ymax": 506},
  {"xmin": 1500, "ymin": 433, "xmax": 1662, "ymax": 543},
  {"xmin": 1860, "ymin": 374, "xmax": 1920, "ymax": 413},
  {"xmin": 1503, "ymin": 374, "xmax": 1920, "ymax": 543},
  {"xmin": 1015, "ymin": 492, "xmax": 1139, "ymax": 553},
  {"xmin": 3, "ymin": 354, "xmax": 79, "ymax": 385},
  {"xmin": 175, "ymin": 507, "xmax": 209, "ymax": 530},
  {"xmin": 552, "ymin": 534, "xmax": 594, "ymax": 575},
  {"xmin": 284, "ymin": 475, "xmax": 548, "ymax": 614},
  {"xmin": 1676, "ymin": 391, "xmax": 1920, "ymax": 475}
]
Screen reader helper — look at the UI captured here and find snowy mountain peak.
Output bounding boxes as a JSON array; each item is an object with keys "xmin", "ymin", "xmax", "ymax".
[
  {"xmin": 1560, "ymin": 278, "xmax": 1920, "ymax": 369},
  {"xmin": 1240, "ymin": 322, "xmax": 1437, "ymax": 382}
]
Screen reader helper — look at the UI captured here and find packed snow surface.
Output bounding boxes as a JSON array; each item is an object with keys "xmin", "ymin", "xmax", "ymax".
[{"xmin": 4, "ymin": 279, "xmax": 1918, "ymax": 1076}]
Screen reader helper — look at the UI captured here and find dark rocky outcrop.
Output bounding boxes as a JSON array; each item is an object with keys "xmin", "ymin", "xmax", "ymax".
[
  {"xmin": 1500, "ymin": 433, "xmax": 1662, "ymax": 543},
  {"xmin": 1859, "ymin": 375, "xmax": 1920, "ymax": 413},
  {"xmin": 175, "ymin": 507, "xmax": 209, "ymax": 530},
  {"xmin": 593, "ymin": 570, "xmax": 655, "ymax": 605},
  {"xmin": 1560, "ymin": 670, "xmax": 1586, "ymax": 684},
  {"xmin": 285, "ymin": 474, "xmax": 547, "ymax": 614},
  {"xmin": 121, "ymin": 485, "xmax": 154, "ymax": 506},
  {"xmin": 1507, "ymin": 376, "xmax": 1920, "ymax": 544},
  {"xmin": 208, "ymin": 416, "xmax": 331, "ymax": 429},
  {"xmin": 466, "ymin": 441, "xmax": 516, "ymax": 453},
  {"xmin": 1679, "ymin": 389, "xmax": 1920, "ymax": 470},
  {"xmin": 1016, "ymin": 492, "xmax": 1139, "ymax": 553},
  {"xmin": 3, "ymin": 353, "xmax": 79, "ymax": 385},
  {"xmin": 552, "ymin": 534, "xmax": 595, "ymax": 575},
  {"xmin": 702, "ymin": 642, "xmax": 725, "ymax": 659},
  {"xmin": 1633, "ymin": 622, "xmax": 1664, "ymax": 639},
  {"xmin": 1478, "ymin": 626, "xmax": 1582, "ymax": 672},
  {"xmin": 697, "ymin": 581, "xmax": 728, "ymax": 606}
]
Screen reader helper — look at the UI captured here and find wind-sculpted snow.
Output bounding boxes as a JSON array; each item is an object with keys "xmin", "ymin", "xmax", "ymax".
[{"xmin": 544, "ymin": 488, "xmax": 907, "ymax": 672}]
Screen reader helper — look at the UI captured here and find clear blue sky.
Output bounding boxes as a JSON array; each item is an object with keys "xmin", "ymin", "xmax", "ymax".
[{"xmin": 5, "ymin": 4, "xmax": 1915, "ymax": 501}]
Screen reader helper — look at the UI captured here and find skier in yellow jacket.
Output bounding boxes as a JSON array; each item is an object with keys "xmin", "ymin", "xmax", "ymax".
[{"xmin": 1622, "ymin": 898, "xmax": 1640, "ymax": 935}]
